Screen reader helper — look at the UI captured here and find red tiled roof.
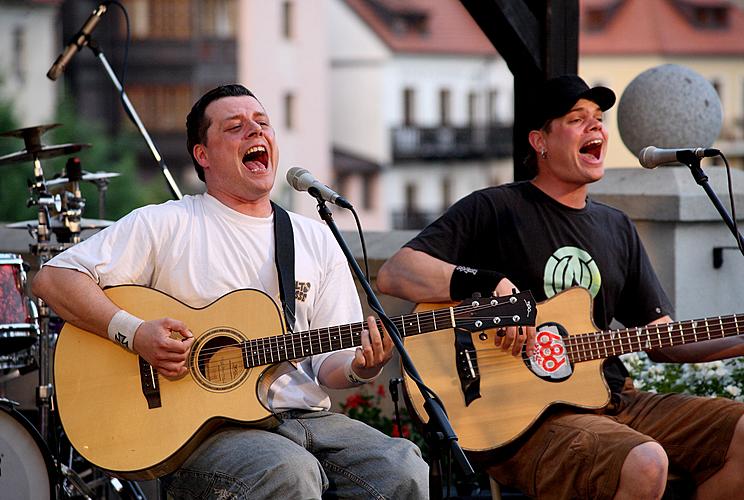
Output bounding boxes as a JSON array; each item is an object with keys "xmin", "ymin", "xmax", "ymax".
[
  {"xmin": 580, "ymin": 0, "xmax": 744, "ymax": 55},
  {"xmin": 343, "ymin": 0, "xmax": 496, "ymax": 55}
]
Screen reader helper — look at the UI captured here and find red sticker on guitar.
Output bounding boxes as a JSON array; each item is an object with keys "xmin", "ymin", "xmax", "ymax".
[{"xmin": 529, "ymin": 325, "xmax": 572, "ymax": 380}]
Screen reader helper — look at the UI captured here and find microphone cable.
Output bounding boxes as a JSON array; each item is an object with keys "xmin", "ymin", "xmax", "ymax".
[{"xmin": 719, "ymin": 152, "xmax": 744, "ymax": 255}]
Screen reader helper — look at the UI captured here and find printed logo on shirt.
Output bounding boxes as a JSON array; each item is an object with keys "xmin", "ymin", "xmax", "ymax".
[
  {"xmin": 295, "ymin": 281, "xmax": 311, "ymax": 302},
  {"xmin": 543, "ymin": 246, "xmax": 601, "ymax": 299}
]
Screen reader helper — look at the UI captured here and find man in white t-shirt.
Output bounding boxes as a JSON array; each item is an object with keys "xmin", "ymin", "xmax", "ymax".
[{"xmin": 33, "ymin": 84, "xmax": 428, "ymax": 499}]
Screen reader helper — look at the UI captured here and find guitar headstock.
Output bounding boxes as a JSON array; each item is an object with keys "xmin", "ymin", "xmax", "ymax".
[{"xmin": 453, "ymin": 290, "xmax": 536, "ymax": 332}]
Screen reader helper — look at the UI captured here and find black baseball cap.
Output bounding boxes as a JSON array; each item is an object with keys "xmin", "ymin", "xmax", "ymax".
[{"xmin": 529, "ymin": 75, "xmax": 616, "ymax": 130}]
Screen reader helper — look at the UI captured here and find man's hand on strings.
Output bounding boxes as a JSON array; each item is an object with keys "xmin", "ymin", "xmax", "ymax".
[
  {"xmin": 493, "ymin": 277, "xmax": 536, "ymax": 358},
  {"xmin": 133, "ymin": 318, "xmax": 194, "ymax": 378}
]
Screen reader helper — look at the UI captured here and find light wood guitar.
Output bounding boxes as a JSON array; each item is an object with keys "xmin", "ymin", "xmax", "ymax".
[
  {"xmin": 53, "ymin": 285, "xmax": 535, "ymax": 480},
  {"xmin": 405, "ymin": 286, "xmax": 744, "ymax": 454}
]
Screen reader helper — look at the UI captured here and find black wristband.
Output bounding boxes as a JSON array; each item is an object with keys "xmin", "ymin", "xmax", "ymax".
[{"xmin": 449, "ymin": 266, "xmax": 506, "ymax": 300}]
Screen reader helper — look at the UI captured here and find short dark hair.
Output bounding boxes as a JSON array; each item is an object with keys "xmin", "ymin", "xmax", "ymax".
[{"xmin": 186, "ymin": 84, "xmax": 257, "ymax": 182}]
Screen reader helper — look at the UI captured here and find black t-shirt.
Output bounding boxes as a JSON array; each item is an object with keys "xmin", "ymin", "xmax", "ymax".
[{"xmin": 406, "ymin": 181, "xmax": 674, "ymax": 393}]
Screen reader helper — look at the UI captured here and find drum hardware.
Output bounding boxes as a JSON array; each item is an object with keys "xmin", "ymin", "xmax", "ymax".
[
  {"xmin": 0, "ymin": 124, "xmax": 90, "ymax": 166},
  {"xmin": 46, "ymin": 170, "xmax": 121, "ymax": 188},
  {"xmin": 2, "ymin": 123, "xmax": 150, "ymax": 499},
  {"xmin": 46, "ymin": 167, "xmax": 120, "ymax": 220},
  {"xmin": 8, "ymin": 217, "xmax": 115, "ymax": 231}
]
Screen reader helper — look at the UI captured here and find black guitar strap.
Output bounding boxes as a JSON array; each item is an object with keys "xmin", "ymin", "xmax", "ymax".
[{"xmin": 271, "ymin": 201, "xmax": 296, "ymax": 333}]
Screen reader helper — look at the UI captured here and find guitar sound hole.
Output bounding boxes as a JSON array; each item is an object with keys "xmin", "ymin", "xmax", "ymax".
[{"xmin": 196, "ymin": 334, "xmax": 246, "ymax": 390}]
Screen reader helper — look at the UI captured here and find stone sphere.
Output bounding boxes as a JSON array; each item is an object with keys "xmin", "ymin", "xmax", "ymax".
[{"xmin": 617, "ymin": 64, "xmax": 722, "ymax": 157}]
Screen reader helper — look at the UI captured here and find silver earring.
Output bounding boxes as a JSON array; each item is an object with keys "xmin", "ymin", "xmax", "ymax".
[{"xmin": 540, "ymin": 150, "xmax": 548, "ymax": 159}]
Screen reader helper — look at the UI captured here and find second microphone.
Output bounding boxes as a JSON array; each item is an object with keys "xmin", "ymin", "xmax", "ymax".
[{"xmin": 286, "ymin": 167, "xmax": 353, "ymax": 209}]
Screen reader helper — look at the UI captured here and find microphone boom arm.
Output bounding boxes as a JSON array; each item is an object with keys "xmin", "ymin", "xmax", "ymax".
[
  {"xmin": 682, "ymin": 155, "xmax": 744, "ymax": 252},
  {"xmin": 86, "ymin": 41, "xmax": 182, "ymax": 200},
  {"xmin": 308, "ymin": 192, "xmax": 475, "ymax": 489}
]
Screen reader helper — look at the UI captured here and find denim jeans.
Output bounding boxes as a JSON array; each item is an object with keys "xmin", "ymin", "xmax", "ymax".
[{"xmin": 161, "ymin": 410, "xmax": 429, "ymax": 499}]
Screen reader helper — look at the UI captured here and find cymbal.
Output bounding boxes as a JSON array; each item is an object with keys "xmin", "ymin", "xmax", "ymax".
[
  {"xmin": 0, "ymin": 143, "xmax": 91, "ymax": 166},
  {"xmin": 1, "ymin": 124, "xmax": 60, "ymax": 146},
  {"xmin": 46, "ymin": 171, "xmax": 121, "ymax": 188},
  {"xmin": 7, "ymin": 218, "xmax": 114, "ymax": 231}
]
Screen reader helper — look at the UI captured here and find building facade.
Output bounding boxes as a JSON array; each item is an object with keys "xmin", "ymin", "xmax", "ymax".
[{"xmin": 579, "ymin": 0, "xmax": 744, "ymax": 168}]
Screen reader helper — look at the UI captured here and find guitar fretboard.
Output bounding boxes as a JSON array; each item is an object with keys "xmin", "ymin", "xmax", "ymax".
[
  {"xmin": 241, "ymin": 308, "xmax": 455, "ymax": 368},
  {"xmin": 565, "ymin": 313, "xmax": 743, "ymax": 363},
  {"xmin": 241, "ymin": 294, "xmax": 532, "ymax": 368}
]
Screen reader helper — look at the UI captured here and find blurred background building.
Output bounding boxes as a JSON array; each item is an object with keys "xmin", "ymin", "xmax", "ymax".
[
  {"xmin": 2, "ymin": 0, "xmax": 743, "ymax": 230},
  {"xmin": 580, "ymin": 0, "xmax": 744, "ymax": 168}
]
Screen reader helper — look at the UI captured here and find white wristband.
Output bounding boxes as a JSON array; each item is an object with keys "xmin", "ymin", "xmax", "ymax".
[
  {"xmin": 344, "ymin": 358, "xmax": 382, "ymax": 385},
  {"xmin": 107, "ymin": 310, "xmax": 144, "ymax": 352}
]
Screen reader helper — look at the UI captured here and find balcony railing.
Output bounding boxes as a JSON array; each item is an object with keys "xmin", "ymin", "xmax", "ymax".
[
  {"xmin": 391, "ymin": 124, "xmax": 512, "ymax": 162},
  {"xmin": 391, "ymin": 210, "xmax": 441, "ymax": 230}
]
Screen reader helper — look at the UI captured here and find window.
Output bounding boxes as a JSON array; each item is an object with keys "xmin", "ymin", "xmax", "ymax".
[
  {"xmin": 405, "ymin": 182, "xmax": 418, "ymax": 214},
  {"xmin": 282, "ymin": 1, "xmax": 294, "ymax": 39},
  {"xmin": 710, "ymin": 78, "xmax": 721, "ymax": 97},
  {"xmin": 467, "ymin": 92, "xmax": 478, "ymax": 126},
  {"xmin": 200, "ymin": 0, "xmax": 237, "ymax": 37},
  {"xmin": 488, "ymin": 90, "xmax": 499, "ymax": 124},
  {"xmin": 403, "ymin": 88, "xmax": 415, "ymax": 126},
  {"xmin": 284, "ymin": 92, "xmax": 295, "ymax": 130},
  {"xmin": 361, "ymin": 174, "xmax": 374, "ymax": 210},
  {"xmin": 126, "ymin": 84, "xmax": 193, "ymax": 132},
  {"xmin": 441, "ymin": 176, "xmax": 452, "ymax": 211},
  {"xmin": 12, "ymin": 25, "xmax": 25, "ymax": 83},
  {"xmin": 439, "ymin": 89, "xmax": 451, "ymax": 127},
  {"xmin": 128, "ymin": 0, "xmax": 192, "ymax": 40}
]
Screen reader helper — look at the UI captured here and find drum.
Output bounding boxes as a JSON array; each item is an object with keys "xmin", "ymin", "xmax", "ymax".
[
  {"xmin": 0, "ymin": 254, "xmax": 39, "ymax": 355},
  {"xmin": 0, "ymin": 400, "xmax": 56, "ymax": 499}
]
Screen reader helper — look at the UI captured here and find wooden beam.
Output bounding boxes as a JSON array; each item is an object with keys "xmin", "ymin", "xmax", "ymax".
[{"xmin": 460, "ymin": 0, "xmax": 579, "ymax": 180}]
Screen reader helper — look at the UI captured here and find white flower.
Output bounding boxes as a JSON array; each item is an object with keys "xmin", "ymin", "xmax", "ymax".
[{"xmin": 724, "ymin": 385, "xmax": 741, "ymax": 397}]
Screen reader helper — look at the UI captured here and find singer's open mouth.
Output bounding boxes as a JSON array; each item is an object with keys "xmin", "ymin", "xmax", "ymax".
[
  {"xmin": 242, "ymin": 146, "xmax": 269, "ymax": 171},
  {"xmin": 579, "ymin": 139, "xmax": 603, "ymax": 160}
]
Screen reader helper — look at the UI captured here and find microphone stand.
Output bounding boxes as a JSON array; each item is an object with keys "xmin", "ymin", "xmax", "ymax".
[
  {"xmin": 309, "ymin": 189, "xmax": 474, "ymax": 498},
  {"xmin": 84, "ymin": 38, "xmax": 183, "ymax": 200},
  {"xmin": 682, "ymin": 157, "xmax": 744, "ymax": 251}
]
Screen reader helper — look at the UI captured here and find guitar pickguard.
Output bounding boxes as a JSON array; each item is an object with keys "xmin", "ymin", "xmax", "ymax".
[{"xmin": 523, "ymin": 322, "xmax": 573, "ymax": 382}]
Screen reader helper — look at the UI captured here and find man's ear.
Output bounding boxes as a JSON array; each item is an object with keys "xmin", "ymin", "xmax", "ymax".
[
  {"xmin": 528, "ymin": 130, "xmax": 545, "ymax": 155},
  {"xmin": 193, "ymin": 144, "xmax": 209, "ymax": 169}
]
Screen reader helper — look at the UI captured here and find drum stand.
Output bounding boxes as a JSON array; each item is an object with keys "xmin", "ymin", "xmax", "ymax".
[{"xmin": 22, "ymin": 146, "xmax": 145, "ymax": 499}]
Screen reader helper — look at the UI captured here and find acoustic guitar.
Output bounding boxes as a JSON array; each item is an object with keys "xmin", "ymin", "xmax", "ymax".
[
  {"xmin": 53, "ymin": 285, "xmax": 535, "ymax": 480},
  {"xmin": 404, "ymin": 286, "xmax": 744, "ymax": 454}
]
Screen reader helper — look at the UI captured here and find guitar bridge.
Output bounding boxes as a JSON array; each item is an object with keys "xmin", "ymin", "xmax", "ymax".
[
  {"xmin": 139, "ymin": 356, "xmax": 162, "ymax": 409},
  {"xmin": 454, "ymin": 329, "xmax": 481, "ymax": 407}
]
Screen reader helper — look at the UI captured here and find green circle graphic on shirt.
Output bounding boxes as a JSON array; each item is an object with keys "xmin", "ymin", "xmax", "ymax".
[{"xmin": 543, "ymin": 246, "xmax": 601, "ymax": 298}]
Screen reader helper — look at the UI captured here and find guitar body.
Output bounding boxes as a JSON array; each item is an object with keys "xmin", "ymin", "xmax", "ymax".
[
  {"xmin": 54, "ymin": 286, "xmax": 285, "ymax": 480},
  {"xmin": 404, "ymin": 287, "xmax": 610, "ymax": 453}
]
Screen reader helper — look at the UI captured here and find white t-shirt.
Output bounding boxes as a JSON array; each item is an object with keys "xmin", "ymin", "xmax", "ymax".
[{"xmin": 47, "ymin": 193, "xmax": 363, "ymax": 411}]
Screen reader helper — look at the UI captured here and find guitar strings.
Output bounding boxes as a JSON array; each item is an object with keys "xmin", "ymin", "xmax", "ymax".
[
  {"xmin": 454, "ymin": 315, "xmax": 743, "ymax": 371},
  {"xmin": 177, "ymin": 302, "xmax": 520, "ymax": 366},
  {"xmin": 181, "ymin": 312, "xmax": 742, "ymax": 373},
  {"xmin": 182, "ymin": 302, "xmax": 508, "ymax": 359}
]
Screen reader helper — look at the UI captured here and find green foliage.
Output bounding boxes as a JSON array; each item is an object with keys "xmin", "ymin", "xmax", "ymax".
[
  {"xmin": 0, "ymin": 100, "xmax": 34, "ymax": 222},
  {"xmin": 0, "ymin": 92, "xmax": 171, "ymax": 224}
]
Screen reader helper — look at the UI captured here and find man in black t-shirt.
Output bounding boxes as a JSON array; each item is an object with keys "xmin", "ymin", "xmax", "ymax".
[{"xmin": 378, "ymin": 75, "xmax": 744, "ymax": 499}]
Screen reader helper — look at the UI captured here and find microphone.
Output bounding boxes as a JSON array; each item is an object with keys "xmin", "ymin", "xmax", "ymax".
[
  {"xmin": 286, "ymin": 167, "xmax": 353, "ymax": 209},
  {"xmin": 638, "ymin": 146, "xmax": 720, "ymax": 169},
  {"xmin": 47, "ymin": 3, "xmax": 108, "ymax": 81}
]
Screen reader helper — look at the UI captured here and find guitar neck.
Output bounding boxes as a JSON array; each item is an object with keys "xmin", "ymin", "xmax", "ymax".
[
  {"xmin": 242, "ymin": 307, "xmax": 458, "ymax": 368},
  {"xmin": 567, "ymin": 313, "xmax": 744, "ymax": 363}
]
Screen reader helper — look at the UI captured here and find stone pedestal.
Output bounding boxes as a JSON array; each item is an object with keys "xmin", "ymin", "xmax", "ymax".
[{"xmin": 590, "ymin": 166, "xmax": 744, "ymax": 319}]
